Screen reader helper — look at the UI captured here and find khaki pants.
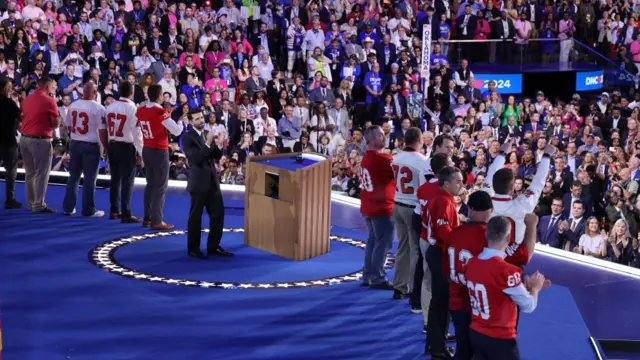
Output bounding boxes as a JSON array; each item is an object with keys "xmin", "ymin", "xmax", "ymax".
[
  {"xmin": 393, "ymin": 204, "xmax": 421, "ymax": 294},
  {"xmin": 19, "ymin": 136, "xmax": 53, "ymax": 211}
]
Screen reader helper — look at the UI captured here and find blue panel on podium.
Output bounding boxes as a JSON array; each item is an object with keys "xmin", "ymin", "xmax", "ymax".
[{"xmin": 253, "ymin": 154, "xmax": 324, "ymax": 171}]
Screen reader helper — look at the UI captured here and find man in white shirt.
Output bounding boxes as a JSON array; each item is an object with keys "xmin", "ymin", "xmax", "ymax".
[
  {"xmin": 105, "ymin": 82, "xmax": 144, "ymax": 222},
  {"xmin": 391, "ymin": 127, "xmax": 428, "ymax": 299},
  {"xmin": 61, "ymin": 81, "xmax": 108, "ymax": 217}
]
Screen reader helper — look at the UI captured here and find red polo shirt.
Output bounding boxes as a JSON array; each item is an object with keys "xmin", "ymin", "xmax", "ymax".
[{"xmin": 20, "ymin": 89, "xmax": 59, "ymax": 138}]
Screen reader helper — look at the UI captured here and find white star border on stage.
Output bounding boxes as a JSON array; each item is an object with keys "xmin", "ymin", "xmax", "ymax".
[{"xmin": 88, "ymin": 228, "xmax": 396, "ymax": 290}]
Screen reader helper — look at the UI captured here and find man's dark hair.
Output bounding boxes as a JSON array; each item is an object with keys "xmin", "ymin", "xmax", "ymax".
[
  {"xmin": 0, "ymin": 78, "xmax": 9, "ymax": 92},
  {"xmin": 187, "ymin": 109, "xmax": 203, "ymax": 121},
  {"xmin": 493, "ymin": 168, "xmax": 514, "ymax": 194},
  {"xmin": 118, "ymin": 81, "xmax": 133, "ymax": 98},
  {"xmin": 571, "ymin": 180, "xmax": 582, "ymax": 188},
  {"xmin": 404, "ymin": 127, "xmax": 422, "ymax": 148},
  {"xmin": 431, "ymin": 153, "xmax": 449, "ymax": 176},
  {"xmin": 438, "ymin": 166, "xmax": 461, "ymax": 186},
  {"xmin": 572, "ymin": 199, "xmax": 584, "ymax": 209},
  {"xmin": 147, "ymin": 84, "xmax": 163, "ymax": 103},
  {"xmin": 433, "ymin": 134, "xmax": 455, "ymax": 149},
  {"xmin": 552, "ymin": 197, "xmax": 564, "ymax": 205}
]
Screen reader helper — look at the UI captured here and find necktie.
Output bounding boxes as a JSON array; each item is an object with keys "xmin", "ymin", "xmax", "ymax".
[
  {"xmin": 200, "ymin": 131, "xmax": 206, "ymax": 143},
  {"xmin": 548, "ymin": 217, "xmax": 557, "ymax": 230},
  {"xmin": 571, "ymin": 220, "xmax": 577, "ymax": 232},
  {"xmin": 322, "ymin": 88, "xmax": 326, "ymax": 97}
]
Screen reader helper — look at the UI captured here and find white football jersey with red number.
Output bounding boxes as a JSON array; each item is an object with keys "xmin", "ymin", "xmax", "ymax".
[
  {"xmin": 65, "ymin": 99, "xmax": 106, "ymax": 143},
  {"xmin": 391, "ymin": 149, "xmax": 428, "ymax": 206},
  {"xmin": 105, "ymin": 98, "xmax": 144, "ymax": 154}
]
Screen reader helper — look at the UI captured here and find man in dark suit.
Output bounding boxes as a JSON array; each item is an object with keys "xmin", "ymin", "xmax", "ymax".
[
  {"xmin": 428, "ymin": 74, "xmax": 450, "ymax": 109},
  {"xmin": 602, "ymin": 107, "xmax": 627, "ymax": 140},
  {"xmin": 257, "ymin": 127, "xmax": 285, "ymax": 154},
  {"xmin": 0, "ymin": 78, "xmax": 21, "ymax": 209},
  {"xmin": 85, "ymin": 29, "xmax": 111, "ymax": 59},
  {"xmin": 456, "ymin": 5, "xmax": 476, "ymax": 60},
  {"xmin": 562, "ymin": 181, "xmax": 594, "ymax": 218},
  {"xmin": 459, "ymin": 76, "xmax": 482, "ymax": 105},
  {"xmin": 564, "ymin": 142, "xmax": 583, "ymax": 177},
  {"xmin": 146, "ymin": 26, "xmax": 167, "ymax": 61},
  {"xmin": 230, "ymin": 46, "xmax": 250, "ymax": 71},
  {"xmin": 550, "ymin": 157, "xmax": 574, "ymax": 197},
  {"xmin": 491, "ymin": 10, "xmax": 516, "ymax": 64},
  {"xmin": 558, "ymin": 200, "xmax": 586, "ymax": 251},
  {"xmin": 215, "ymin": 100, "xmax": 239, "ymax": 149},
  {"xmin": 375, "ymin": 34, "xmax": 397, "ymax": 72},
  {"xmin": 309, "ymin": 76, "xmax": 336, "ymax": 104},
  {"xmin": 251, "ymin": 22, "xmax": 276, "ymax": 58},
  {"xmin": 182, "ymin": 109, "xmax": 234, "ymax": 259},
  {"xmin": 43, "ymin": 39, "xmax": 66, "ymax": 78},
  {"xmin": 537, "ymin": 198, "xmax": 564, "ymax": 248},
  {"xmin": 359, "ymin": 53, "xmax": 377, "ymax": 83},
  {"xmin": 498, "ymin": 121, "xmax": 522, "ymax": 142},
  {"xmin": 284, "ymin": 2, "xmax": 308, "ymax": 28}
]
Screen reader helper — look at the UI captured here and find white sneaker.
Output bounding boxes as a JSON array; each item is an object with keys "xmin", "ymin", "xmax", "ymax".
[
  {"xmin": 88, "ymin": 210, "xmax": 105, "ymax": 218},
  {"xmin": 64, "ymin": 209, "xmax": 76, "ymax": 216}
]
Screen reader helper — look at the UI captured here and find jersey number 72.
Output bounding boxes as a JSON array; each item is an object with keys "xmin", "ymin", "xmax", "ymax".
[{"xmin": 392, "ymin": 165, "xmax": 414, "ymax": 194}]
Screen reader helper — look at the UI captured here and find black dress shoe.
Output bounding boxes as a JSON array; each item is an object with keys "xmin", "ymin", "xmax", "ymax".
[
  {"xmin": 369, "ymin": 281, "xmax": 394, "ymax": 290},
  {"xmin": 392, "ymin": 289, "xmax": 409, "ymax": 299},
  {"xmin": 427, "ymin": 346, "xmax": 455, "ymax": 359},
  {"xmin": 428, "ymin": 351, "xmax": 454, "ymax": 360},
  {"xmin": 209, "ymin": 246, "xmax": 234, "ymax": 257},
  {"xmin": 188, "ymin": 251, "xmax": 208, "ymax": 259},
  {"xmin": 4, "ymin": 200, "xmax": 22, "ymax": 209}
]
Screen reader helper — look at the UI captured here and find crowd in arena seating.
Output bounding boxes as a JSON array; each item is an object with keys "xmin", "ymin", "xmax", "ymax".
[{"xmin": 3, "ymin": 0, "xmax": 640, "ymax": 268}]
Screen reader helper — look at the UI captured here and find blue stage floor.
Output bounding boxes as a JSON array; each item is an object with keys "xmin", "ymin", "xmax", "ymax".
[{"xmin": 0, "ymin": 182, "xmax": 637, "ymax": 359}]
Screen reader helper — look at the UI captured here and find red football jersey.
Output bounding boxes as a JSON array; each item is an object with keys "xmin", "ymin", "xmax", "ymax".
[
  {"xmin": 360, "ymin": 150, "xmax": 395, "ymax": 217},
  {"xmin": 465, "ymin": 255, "xmax": 524, "ymax": 340},
  {"xmin": 444, "ymin": 223, "xmax": 488, "ymax": 312},
  {"xmin": 503, "ymin": 220, "xmax": 529, "ymax": 267},
  {"xmin": 417, "ymin": 179, "xmax": 439, "ymax": 242},
  {"xmin": 136, "ymin": 104, "xmax": 172, "ymax": 150},
  {"xmin": 425, "ymin": 188, "xmax": 459, "ymax": 248}
]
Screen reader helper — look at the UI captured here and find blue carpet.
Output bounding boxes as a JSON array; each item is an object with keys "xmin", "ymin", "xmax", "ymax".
[{"xmin": 0, "ymin": 183, "xmax": 595, "ymax": 360}]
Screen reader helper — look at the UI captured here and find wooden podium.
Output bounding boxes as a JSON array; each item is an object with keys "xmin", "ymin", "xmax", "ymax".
[{"xmin": 244, "ymin": 153, "xmax": 332, "ymax": 261}]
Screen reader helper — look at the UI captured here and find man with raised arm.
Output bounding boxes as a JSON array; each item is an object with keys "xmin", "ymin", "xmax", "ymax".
[{"xmin": 481, "ymin": 137, "xmax": 555, "ymax": 266}]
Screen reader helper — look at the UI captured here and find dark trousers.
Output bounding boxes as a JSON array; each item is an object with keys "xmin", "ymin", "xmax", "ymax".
[
  {"xmin": 451, "ymin": 310, "xmax": 473, "ymax": 360},
  {"xmin": 0, "ymin": 145, "xmax": 18, "ymax": 204},
  {"xmin": 469, "ymin": 329, "xmax": 520, "ymax": 360},
  {"xmin": 426, "ymin": 244, "xmax": 450, "ymax": 353},
  {"xmin": 62, "ymin": 140, "xmax": 100, "ymax": 215},
  {"xmin": 142, "ymin": 147, "xmax": 169, "ymax": 225},
  {"xmin": 187, "ymin": 180, "xmax": 225, "ymax": 252},
  {"xmin": 497, "ymin": 41, "xmax": 514, "ymax": 64},
  {"xmin": 410, "ymin": 212, "xmax": 423, "ymax": 308},
  {"xmin": 108, "ymin": 141, "xmax": 137, "ymax": 217}
]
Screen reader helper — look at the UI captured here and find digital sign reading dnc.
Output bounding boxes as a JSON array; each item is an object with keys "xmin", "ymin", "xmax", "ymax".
[
  {"xmin": 473, "ymin": 74, "xmax": 523, "ymax": 94},
  {"xmin": 575, "ymin": 70, "xmax": 604, "ymax": 91}
]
